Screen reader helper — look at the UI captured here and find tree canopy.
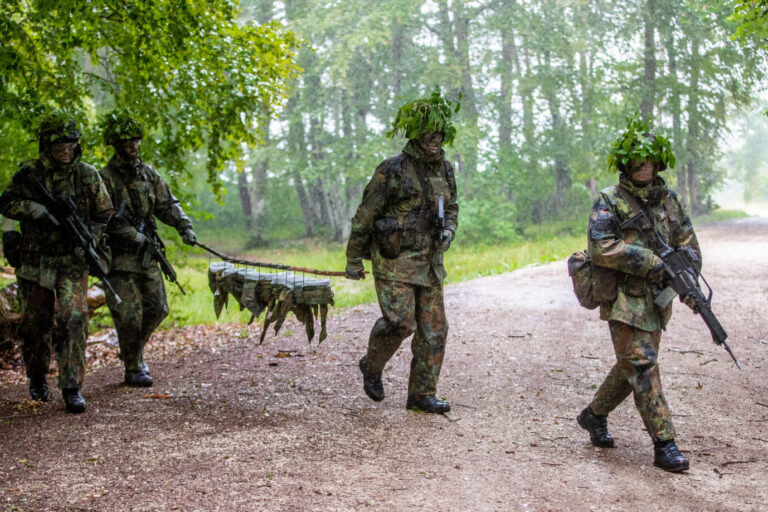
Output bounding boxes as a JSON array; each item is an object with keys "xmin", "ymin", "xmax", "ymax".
[{"xmin": 0, "ymin": 0, "xmax": 301, "ymax": 196}]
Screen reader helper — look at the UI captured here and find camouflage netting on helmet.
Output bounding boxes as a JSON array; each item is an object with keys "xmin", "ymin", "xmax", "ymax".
[
  {"xmin": 208, "ymin": 262, "xmax": 334, "ymax": 345},
  {"xmin": 608, "ymin": 114, "xmax": 675, "ymax": 173},
  {"xmin": 385, "ymin": 85, "xmax": 461, "ymax": 146},
  {"xmin": 101, "ymin": 111, "xmax": 144, "ymax": 145},
  {"xmin": 37, "ymin": 110, "xmax": 81, "ymax": 144}
]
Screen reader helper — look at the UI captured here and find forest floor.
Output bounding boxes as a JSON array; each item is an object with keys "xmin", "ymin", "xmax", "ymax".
[{"xmin": 1, "ymin": 217, "xmax": 766, "ymax": 512}]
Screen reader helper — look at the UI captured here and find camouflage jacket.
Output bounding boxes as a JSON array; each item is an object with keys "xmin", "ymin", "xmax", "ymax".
[
  {"xmin": 588, "ymin": 175, "xmax": 701, "ymax": 331},
  {"xmin": 346, "ymin": 141, "xmax": 459, "ymax": 286},
  {"xmin": 99, "ymin": 154, "xmax": 192, "ymax": 273},
  {"xmin": 0, "ymin": 150, "xmax": 114, "ymax": 288}
]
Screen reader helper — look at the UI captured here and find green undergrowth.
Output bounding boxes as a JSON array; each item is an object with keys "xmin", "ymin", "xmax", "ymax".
[
  {"xmin": 693, "ymin": 209, "xmax": 749, "ymax": 224},
  {"xmin": 160, "ymin": 233, "xmax": 582, "ymax": 327}
]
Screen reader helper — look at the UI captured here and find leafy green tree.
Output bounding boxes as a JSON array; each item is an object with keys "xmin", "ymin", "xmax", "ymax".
[{"xmin": 0, "ymin": 0, "xmax": 301, "ymax": 197}]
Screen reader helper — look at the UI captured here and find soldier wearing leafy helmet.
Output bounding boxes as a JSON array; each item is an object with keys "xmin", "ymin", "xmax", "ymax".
[
  {"xmin": 576, "ymin": 115, "xmax": 701, "ymax": 472},
  {"xmin": 345, "ymin": 87, "xmax": 459, "ymax": 414},
  {"xmin": 0, "ymin": 111, "xmax": 115, "ymax": 413},
  {"xmin": 98, "ymin": 112, "xmax": 196, "ymax": 387}
]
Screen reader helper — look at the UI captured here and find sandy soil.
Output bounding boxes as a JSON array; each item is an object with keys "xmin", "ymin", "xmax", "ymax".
[{"xmin": 1, "ymin": 218, "xmax": 766, "ymax": 512}]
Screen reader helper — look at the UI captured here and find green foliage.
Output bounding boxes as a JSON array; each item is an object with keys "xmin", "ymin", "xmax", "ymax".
[
  {"xmin": 731, "ymin": 0, "xmax": 768, "ymax": 48},
  {"xmin": 386, "ymin": 86, "xmax": 461, "ymax": 146},
  {"xmin": 607, "ymin": 114, "xmax": 676, "ymax": 173},
  {"xmin": 0, "ymin": 0, "xmax": 302, "ymax": 196},
  {"xmin": 100, "ymin": 111, "xmax": 143, "ymax": 146}
]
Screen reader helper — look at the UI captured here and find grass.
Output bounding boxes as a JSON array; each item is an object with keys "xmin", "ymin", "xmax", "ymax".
[
  {"xmin": 160, "ymin": 233, "xmax": 583, "ymax": 327},
  {"xmin": 693, "ymin": 209, "xmax": 750, "ymax": 224}
]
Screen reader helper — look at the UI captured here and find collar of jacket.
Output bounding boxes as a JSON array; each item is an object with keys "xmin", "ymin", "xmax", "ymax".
[
  {"xmin": 618, "ymin": 173, "xmax": 668, "ymax": 206},
  {"xmin": 403, "ymin": 140, "xmax": 445, "ymax": 164}
]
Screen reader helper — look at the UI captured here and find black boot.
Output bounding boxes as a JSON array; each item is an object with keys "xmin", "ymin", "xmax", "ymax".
[
  {"xmin": 62, "ymin": 389, "xmax": 86, "ymax": 414},
  {"xmin": 654, "ymin": 439, "xmax": 689, "ymax": 472},
  {"xmin": 406, "ymin": 394, "xmax": 451, "ymax": 414},
  {"xmin": 125, "ymin": 369, "xmax": 153, "ymax": 387},
  {"xmin": 577, "ymin": 405, "xmax": 615, "ymax": 448},
  {"xmin": 29, "ymin": 376, "xmax": 49, "ymax": 402},
  {"xmin": 359, "ymin": 357, "xmax": 384, "ymax": 402}
]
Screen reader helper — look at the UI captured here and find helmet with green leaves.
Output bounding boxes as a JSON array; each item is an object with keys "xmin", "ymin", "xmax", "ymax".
[
  {"xmin": 102, "ymin": 111, "xmax": 144, "ymax": 146},
  {"xmin": 386, "ymin": 85, "xmax": 461, "ymax": 146},
  {"xmin": 38, "ymin": 110, "xmax": 81, "ymax": 146},
  {"xmin": 608, "ymin": 114, "xmax": 675, "ymax": 174}
]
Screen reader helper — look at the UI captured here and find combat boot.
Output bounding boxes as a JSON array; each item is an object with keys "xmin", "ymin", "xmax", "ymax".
[
  {"xmin": 62, "ymin": 389, "xmax": 86, "ymax": 414},
  {"xmin": 406, "ymin": 394, "xmax": 451, "ymax": 414},
  {"xmin": 577, "ymin": 405, "xmax": 615, "ymax": 448},
  {"xmin": 29, "ymin": 376, "xmax": 49, "ymax": 402},
  {"xmin": 653, "ymin": 439, "xmax": 689, "ymax": 473},
  {"xmin": 125, "ymin": 370, "xmax": 153, "ymax": 387},
  {"xmin": 359, "ymin": 356, "xmax": 384, "ymax": 402}
]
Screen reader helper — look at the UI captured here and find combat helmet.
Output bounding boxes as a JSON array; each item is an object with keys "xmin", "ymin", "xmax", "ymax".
[
  {"xmin": 608, "ymin": 114, "xmax": 675, "ymax": 174},
  {"xmin": 386, "ymin": 85, "xmax": 461, "ymax": 146},
  {"xmin": 102, "ymin": 111, "xmax": 143, "ymax": 146},
  {"xmin": 38, "ymin": 111, "xmax": 81, "ymax": 148}
]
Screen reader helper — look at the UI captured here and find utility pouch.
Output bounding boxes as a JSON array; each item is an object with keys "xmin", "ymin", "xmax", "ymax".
[
  {"xmin": 568, "ymin": 251, "xmax": 618, "ymax": 310},
  {"xmin": 374, "ymin": 217, "xmax": 401, "ymax": 259},
  {"xmin": 2, "ymin": 230, "xmax": 22, "ymax": 268}
]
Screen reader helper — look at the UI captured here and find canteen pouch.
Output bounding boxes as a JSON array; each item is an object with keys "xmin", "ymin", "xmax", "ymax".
[{"xmin": 374, "ymin": 217, "xmax": 401, "ymax": 259}]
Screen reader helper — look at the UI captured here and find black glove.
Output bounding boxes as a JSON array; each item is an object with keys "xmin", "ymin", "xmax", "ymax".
[
  {"xmin": 181, "ymin": 228, "xmax": 197, "ymax": 245},
  {"xmin": 435, "ymin": 229, "xmax": 454, "ymax": 254},
  {"xmin": 345, "ymin": 258, "xmax": 365, "ymax": 280}
]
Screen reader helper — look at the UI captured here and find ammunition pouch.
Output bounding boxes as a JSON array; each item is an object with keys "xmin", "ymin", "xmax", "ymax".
[
  {"xmin": 374, "ymin": 217, "xmax": 401, "ymax": 259},
  {"xmin": 621, "ymin": 274, "xmax": 646, "ymax": 297},
  {"xmin": 89, "ymin": 236, "xmax": 112, "ymax": 275},
  {"xmin": 2, "ymin": 230, "xmax": 22, "ymax": 268}
]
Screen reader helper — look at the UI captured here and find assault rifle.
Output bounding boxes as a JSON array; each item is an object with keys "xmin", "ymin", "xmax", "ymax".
[
  {"xmin": 28, "ymin": 174, "xmax": 121, "ymax": 304},
  {"xmin": 620, "ymin": 208, "xmax": 741, "ymax": 369},
  {"xmin": 137, "ymin": 217, "xmax": 186, "ymax": 295}
]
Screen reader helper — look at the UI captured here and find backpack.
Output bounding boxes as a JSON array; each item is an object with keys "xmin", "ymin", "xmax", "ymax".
[{"xmin": 567, "ymin": 251, "xmax": 617, "ymax": 310}]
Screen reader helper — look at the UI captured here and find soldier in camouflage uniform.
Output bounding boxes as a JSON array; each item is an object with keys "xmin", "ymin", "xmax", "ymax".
[
  {"xmin": 0, "ymin": 112, "xmax": 114, "ymax": 413},
  {"xmin": 99, "ymin": 113, "xmax": 197, "ymax": 387},
  {"xmin": 577, "ymin": 120, "xmax": 700, "ymax": 472},
  {"xmin": 346, "ymin": 89, "xmax": 459, "ymax": 414}
]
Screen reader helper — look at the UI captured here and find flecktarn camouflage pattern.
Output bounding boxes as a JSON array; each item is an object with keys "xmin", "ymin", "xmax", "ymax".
[{"xmin": 208, "ymin": 262, "xmax": 334, "ymax": 344}]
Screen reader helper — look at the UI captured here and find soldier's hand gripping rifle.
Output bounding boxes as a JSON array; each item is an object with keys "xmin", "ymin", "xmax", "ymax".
[
  {"xmin": 620, "ymin": 209, "xmax": 741, "ymax": 369},
  {"xmin": 137, "ymin": 218, "xmax": 186, "ymax": 295},
  {"xmin": 28, "ymin": 174, "xmax": 121, "ymax": 304}
]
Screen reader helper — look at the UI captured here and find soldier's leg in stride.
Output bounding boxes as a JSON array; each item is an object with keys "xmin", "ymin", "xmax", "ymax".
[
  {"xmin": 137, "ymin": 268, "xmax": 169, "ymax": 373},
  {"xmin": 359, "ymin": 279, "xmax": 416, "ymax": 402},
  {"xmin": 52, "ymin": 270, "xmax": 89, "ymax": 413},
  {"xmin": 406, "ymin": 283, "xmax": 450, "ymax": 414},
  {"xmin": 105, "ymin": 271, "xmax": 152, "ymax": 386},
  {"xmin": 608, "ymin": 321, "xmax": 675, "ymax": 442},
  {"xmin": 18, "ymin": 278, "xmax": 54, "ymax": 400},
  {"xmin": 408, "ymin": 283, "xmax": 447, "ymax": 398},
  {"xmin": 365, "ymin": 279, "xmax": 416, "ymax": 375},
  {"xmin": 53, "ymin": 270, "xmax": 89, "ymax": 391}
]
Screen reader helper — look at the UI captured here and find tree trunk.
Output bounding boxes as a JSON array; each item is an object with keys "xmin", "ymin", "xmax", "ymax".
[
  {"xmin": 685, "ymin": 40, "xmax": 704, "ymax": 215},
  {"xmin": 640, "ymin": 0, "xmax": 656, "ymax": 122},
  {"xmin": 665, "ymin": 34, "xmax": 686, "ymax": 204},
  {"xmin": 237, "ymin": 170, "xmax": 252, "ymax": 231}
]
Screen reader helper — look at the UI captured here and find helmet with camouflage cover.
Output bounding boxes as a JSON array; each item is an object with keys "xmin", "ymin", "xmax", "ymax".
[
  {"xmin": 608, "ymin": 114, "xmax": 675, "ymax": 174},
  {"xmin": 38, "ymin": 110, "xmax": 81, "ymax": 147},
  {"xmin": 102, "ymin": 111, "xmax": 144, "ymax": 146},
  {"xmin": 386, "ymin": 85, "xmax": 461, "ymax": 146}
]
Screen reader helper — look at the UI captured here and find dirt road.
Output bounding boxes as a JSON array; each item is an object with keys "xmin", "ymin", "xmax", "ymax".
[{"xmin": 1, "ymin": 218, "xmax": 766, "ymax": 511}]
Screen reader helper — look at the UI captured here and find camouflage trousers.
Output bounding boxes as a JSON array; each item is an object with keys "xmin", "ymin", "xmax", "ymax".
[
  {"xmin": 18, "ymin": 272, "xmax": 89, "ymax": 390},
  {"xmin": 105, "ymin": 268, "xmax": 168, "ymax": 372},
  {"xmin": 590, "ymin": 320, "xmax": 676, "ymax": 442},
  {"xmin": 366, "ymin": 278, "xmax": 448, "ymax": 398}
]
